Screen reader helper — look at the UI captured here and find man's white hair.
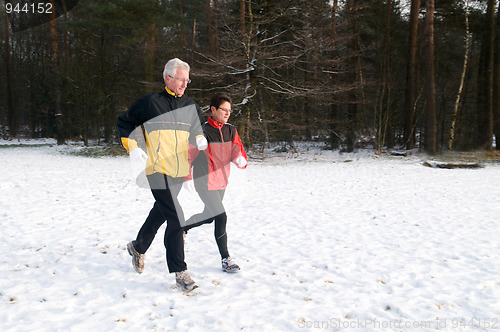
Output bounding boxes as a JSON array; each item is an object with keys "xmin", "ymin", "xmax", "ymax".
[{"xmin": 163, "ymin": 58, "xmax": 190, "ymax": 84}]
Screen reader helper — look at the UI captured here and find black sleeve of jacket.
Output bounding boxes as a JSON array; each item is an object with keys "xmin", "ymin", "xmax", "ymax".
[
  {"xmin": 188, "ymin": 102, "xmax": 206, "ymax": 146},
  {"xmin": 117, "ymin": 96, "xmax": 147, "ymax": 139}
]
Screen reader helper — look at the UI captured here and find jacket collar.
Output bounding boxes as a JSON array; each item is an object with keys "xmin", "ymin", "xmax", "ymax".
[
  {"xmin": 164, "ymin": 86, "xmax": 183, "ymax": 98},
  {"xmin": 208, "ymin": 116, "xmax": 224, "ymax": 129}
]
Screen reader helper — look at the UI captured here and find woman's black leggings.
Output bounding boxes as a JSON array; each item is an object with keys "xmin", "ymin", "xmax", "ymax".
[{"xmin": 184, "ymin": 190, "xmax": 229, "ymax": 258}]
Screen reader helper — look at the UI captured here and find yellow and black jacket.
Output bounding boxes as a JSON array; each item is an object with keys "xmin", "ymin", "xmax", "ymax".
[{"xmin": 117, "ymin": 88, "xmax": 205, "ymax": 178}]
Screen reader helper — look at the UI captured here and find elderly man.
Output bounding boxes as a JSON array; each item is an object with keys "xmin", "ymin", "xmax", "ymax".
[{"xmin": 117, "ymin": 58, "xmax": 207, "ymax": 291}]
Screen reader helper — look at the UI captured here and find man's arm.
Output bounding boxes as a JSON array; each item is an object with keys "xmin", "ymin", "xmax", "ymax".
[{"xmin": 117, "ymin": 98, "xmax": 144, "ymax": 153}]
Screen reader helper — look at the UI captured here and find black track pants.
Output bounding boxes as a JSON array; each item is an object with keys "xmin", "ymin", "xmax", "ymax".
[{"xmin": 134, "ymin": 173, "xmax": 186, "ymax": 273}]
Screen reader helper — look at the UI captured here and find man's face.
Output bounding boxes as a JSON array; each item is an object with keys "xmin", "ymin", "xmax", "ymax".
[
  {"xmin": 211, "ymin": 101, "xmax": 231, "ymax": 124},
  {"xmin": 165, "ymin": 68, "xmax": 190, "ymax": 96}
]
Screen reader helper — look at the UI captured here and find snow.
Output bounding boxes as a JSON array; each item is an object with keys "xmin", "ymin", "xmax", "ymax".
[{"xmin": 1, "ymin": 140, "xmax": 499, "ymax": 331}]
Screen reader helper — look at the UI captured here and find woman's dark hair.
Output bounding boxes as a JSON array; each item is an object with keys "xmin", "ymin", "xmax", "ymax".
[{"xmin": 210, "ymin": 92, "xmax": 232, "ymax": 109}]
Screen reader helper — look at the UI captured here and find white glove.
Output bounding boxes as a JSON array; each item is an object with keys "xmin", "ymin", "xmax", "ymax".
[
  {"xmin": 235, "ymin": 156, "xmax": 247, "ymax": 168},
  {"xmin": 182, "ymin": 179, "xmax": 196, "ymax": 193},
  {"xmin": 129, "ymin": 148, "xmax": 148, "ymax": 188},
  {"xmin": 196, "ymin": 136, "xmax": 208, "ymax": 150},
  {"xmin": 130, "ymin": 148, "xmax": 148, "ymax": 163}
]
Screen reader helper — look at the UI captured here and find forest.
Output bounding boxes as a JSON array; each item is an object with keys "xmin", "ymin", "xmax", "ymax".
[{"xmin": 1, "ymin": 0, "xmax": 500, "ymax": 154}]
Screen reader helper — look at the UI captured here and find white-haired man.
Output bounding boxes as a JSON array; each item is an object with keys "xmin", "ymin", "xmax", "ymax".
[{"xmin": 117, "ymin": 58, "xmax": 207, "ymax": 291}]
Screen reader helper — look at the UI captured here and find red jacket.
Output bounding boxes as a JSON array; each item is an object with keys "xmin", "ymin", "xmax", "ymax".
[{"xmin": 186, "ymin": 117, "xmax": 247, "ymax": 191}]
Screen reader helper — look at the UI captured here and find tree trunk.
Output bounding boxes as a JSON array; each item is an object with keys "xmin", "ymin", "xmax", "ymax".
[
  {"xmin": 213, "ymin": 0, "xmax": 220, "ymax": 58},
  {"xmin": 5, "ymin": 12, "xmax": 17, "ymax": 139},
  {"xmin": 476, "ymin": 0, "xmax": 495, "ymax": 150},
  {"xmin": 178, "ymin": 0, "xmax": 187, "ymax": 59},
  {"xmin": 145, "ymin": 22, "xmax": 156, "ymax": 93},
  {"xmin": 239, "ymin": 0, "xmax": 254, "ymax": 147},
  {"xmin": 449, "ymin": 0, "xmax": 471, "ymax": 150},
  {"xmin": 206, "ymin": 0, "xmax": 213, "ymax": 53},
  {"xmin": 484, "ymin": 0, "xmax": 495, "ymax": 150},
  {"xmin": 404, "ymin": 0, "xmax": 420, "ymax": 149},
  {"xmin": 378, "ymin": 0, "xmax": 393, "ymax": 151},
  {"xmin": 49, "ymin": 0, "xmax": 64, "ymax": 145},
  {"xmin": 423, "ymin": 0, "xmax": 437, "ymax": 155},
  {"xmin": 345, "ymin": 0, "xmax": 359, "ymax": 152},
  {"xmin": 62, "ymin": 0, "xmax": 69, "ymax": 69},
  {"xmin": 494, "ymin": 0, "xmax": 500, "ymax": 150},
  {"xmin": 328, "ymin": 0, "xmax": 340, "ymax": 149},
  {"xmin": 240, "ymin": 0, "xmax": 245, "ymax": 36}
]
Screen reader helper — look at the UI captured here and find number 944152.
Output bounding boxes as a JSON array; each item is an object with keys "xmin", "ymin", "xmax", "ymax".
[{"xmin": 5, "ymin": 2, "xmax": 53, "ymax": 14}]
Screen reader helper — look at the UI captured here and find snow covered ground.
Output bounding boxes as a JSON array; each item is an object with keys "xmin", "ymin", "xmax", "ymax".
[{"xmin": 1, "ymin": 139, "xmax": 499, "ymax": 331}]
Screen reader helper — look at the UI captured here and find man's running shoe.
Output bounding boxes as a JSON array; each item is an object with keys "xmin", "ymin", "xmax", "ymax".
[
  {"xmin": 127, "ymin": 241, "xmax": 144, "ymax": 273},
  {"xmin": 175, "ymin": 270, "xmax": 198, "ymax": 291}
]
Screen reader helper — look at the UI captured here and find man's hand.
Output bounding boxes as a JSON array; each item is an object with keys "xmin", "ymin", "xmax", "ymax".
[
  {"xmin": 129, "ymin": 148, "xmax": 148, "ymax": 188},
  {"xmin": 130, "ymin": 148, "xmax": 148, "ymax": 163},
  {"xmin": 196, "ymin": 136, "xmax": 208, "ymax": 150}
]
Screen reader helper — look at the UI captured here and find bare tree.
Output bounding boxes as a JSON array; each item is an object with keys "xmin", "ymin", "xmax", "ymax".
[
  {"xmin": 423, "ymin": 0, "xmax": 437, "ymax": 155},
  {"xmin": 404, "ymin": 0, "xmax": 420, "ymax": 149},
  {"xmin": 327, "ymin": 0, "xmax": 340, "ymax": 149},
  {"xmin": 344, "ymin": 0, "xmax": 361, "ymax": 152},
  {"xmin": 449, "ymin": 0, "xmax": 471, "ymax": 150},
  {"xmin": 4, "ymin": 10, "xmax": 17, "ymax": 139},
  {"xmin": 476, "ymin": 0, "xmax": 496, "ymax": 150},
  {"xmin": 192, "ymin": 0, "xmax": 335, "ymax": 146},
  {"xmin": 495, "ymin": 0, "xmax": 500, "ymax": 150},
  {"xmin": 206, "ymin": 0, "xmax": 213, "ymax": 53},
  {"xmin": 376, "ymin": 0, "xmax": 394, "ymax": 152},
  {"xmin": 144, "ymin": 21, "xmax": 156, "ymax": 94},
  {"xmin": 49, "ymin": 0, "xmax": 65, "ymax": 145}
]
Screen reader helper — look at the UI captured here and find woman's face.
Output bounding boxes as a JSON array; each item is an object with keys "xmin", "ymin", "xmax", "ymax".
[{"xmin": 211, "ymin": 101, "xmax": 231, "ymax": 124}]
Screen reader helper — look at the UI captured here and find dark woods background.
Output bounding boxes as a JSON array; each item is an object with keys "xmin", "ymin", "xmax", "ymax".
[{"xmin": 1, "ymin": 0, "xmax": 500, "ymax": 154}]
